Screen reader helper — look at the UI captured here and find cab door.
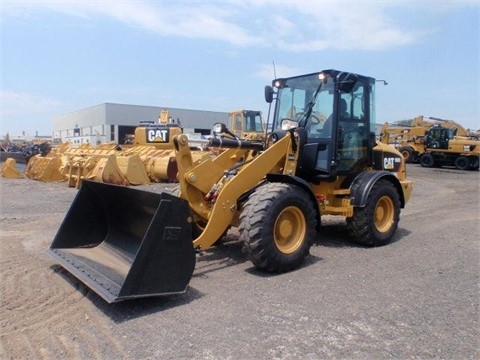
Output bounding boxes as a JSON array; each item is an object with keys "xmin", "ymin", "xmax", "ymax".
[{"xmin": 335, "ymin": 79, "xmax": 372, "ymax": 174}]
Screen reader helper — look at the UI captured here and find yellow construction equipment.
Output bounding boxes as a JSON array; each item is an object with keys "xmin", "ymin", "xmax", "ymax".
[
  {"xmin": 418, "ymin": 125, "xmax": 479, "ymax": 170},
  {"xmin": 21, "ymin": 110, "xmax": 263, "ymax": 186},
  {"xmin": 380, "ymin": 116, "xmax": 478, "ymax": 167},
  {"xmin": 125, "ymin": 121, "xmax": 183, "ymax": 182},
  {"xmin": 61, "ymin": 122, "xmax": 184, "ymax": 187},
  {"xmin": 49, "ymin": 69, "xmax": 412, "ymax": 303},
  {"xmin": 61, "ymin": 143, "xmax": 122, "ymax": 188},
  {"xmin": 228, "ymin": 109, "xmax": 264, "ymax": 140},
  {"xmin": 112, "ymin": 109, "xmax": 264, "ymax": 183},
  {"xmin": 1, "ymin": 158, "xmax": 23, "ymax": 179},
  {"xmin": 115, "ymin": 154, "xmax": 150, "ymax": 185},
  {"xmin": 85, "ymin": 154, "xmax": 130, "ymax": 186},
  {"xmin": 380, "ymin": 116, "xmax": 471, "ymax": 145},
  {"xmin": 24, "ymin": 142, "xmax": 69, "ymax": 182}
]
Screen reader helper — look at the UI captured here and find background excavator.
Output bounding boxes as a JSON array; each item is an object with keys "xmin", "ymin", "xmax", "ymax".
[
  {"xmin": 380, "ymin": 116, "xmax": 479, "ymax": 170},
  {"xmin": 48, "ymin": 69, "xmax": 412, "ymax": 303}
]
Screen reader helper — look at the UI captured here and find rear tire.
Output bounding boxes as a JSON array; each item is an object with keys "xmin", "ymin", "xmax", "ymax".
[
  {"xmin": 420, "ymin": 153, "xmax": 434, "ymax": 168},
  {"xmin": 239, "ymin": 183, "xmax": 317, "ymax": 273},
  {"xmin": 468, "ymin": 155, "xmax": 479, "ymax": 170},
  {"xmin": 347, "ymin": 179, "xmax": 400, "ymax": 246},
  {"xmin": 454, "ymin": 156, "xmax": 469, "ymax": 170}
]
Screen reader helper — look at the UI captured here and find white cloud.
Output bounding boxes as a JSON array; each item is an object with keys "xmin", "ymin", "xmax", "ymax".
[
  {"xmin": 4, "ymin": 0, "xmax": 440, "ymax": 51},
  {"xmin": 4, "ymin": 0, "xmax": 265, "ymax": 46},
  {"xmin": 265, "ymin": 1, "xmax": 434, "ymax": 51}
]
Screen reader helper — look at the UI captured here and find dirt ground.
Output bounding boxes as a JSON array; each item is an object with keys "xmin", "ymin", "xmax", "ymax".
[{"xmin": 0, "ymin": 164, "xmax": 479, "ymax": 359}]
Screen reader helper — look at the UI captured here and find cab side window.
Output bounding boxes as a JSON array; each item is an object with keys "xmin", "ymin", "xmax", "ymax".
[{"xmin": 337, "ymin": 82, "xmax": 369, "ymax": 173}]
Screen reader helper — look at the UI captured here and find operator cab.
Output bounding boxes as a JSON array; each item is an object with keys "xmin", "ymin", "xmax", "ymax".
[
  {"xmin": 424, "ymin": 125, "xmax": 455, "ymax": 149},
  {"xmin": 229, "ymin": 110, "xmax": 264, "ymax": 138},
  {"xmin": 265, "ymin": 70, "xmax": 376, "ymax": 183}
]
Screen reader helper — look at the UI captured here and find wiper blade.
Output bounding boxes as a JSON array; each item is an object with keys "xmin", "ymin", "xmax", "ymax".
[{"xmin": 298, "ymin": 82, "xmax": 323, "ymax": 127}]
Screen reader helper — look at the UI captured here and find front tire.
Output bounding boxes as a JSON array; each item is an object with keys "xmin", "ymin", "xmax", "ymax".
[
  {"xmin": 347, "ymin": 179, "xmax": 400, "ymax": 246},
  {"xmin": 399, "ymin": 147, "xmax": 413, "ymax": 163},
  {"xmin": 239, "ymin": 183, "xmax": 317, "ymax": 273}
]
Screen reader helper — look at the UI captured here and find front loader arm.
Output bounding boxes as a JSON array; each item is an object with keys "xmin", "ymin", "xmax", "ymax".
[
  {"xmin": 173, "ymin": 133, "xmax": 298, "ymax": 250},
  {"xmin": 174, "ymin": 135, "xmax": 252, "ymax": 220}
]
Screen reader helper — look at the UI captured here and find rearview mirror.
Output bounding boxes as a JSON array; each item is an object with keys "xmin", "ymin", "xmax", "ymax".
[{"xmin": 265, "ymin": 85, "xmax": 274, "ymax": 103}]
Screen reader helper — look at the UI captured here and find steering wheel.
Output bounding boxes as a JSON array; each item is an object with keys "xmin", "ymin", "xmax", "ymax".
[{"xmin": 294, "ymin": 112, "xmax": 321, "ymax": 124}]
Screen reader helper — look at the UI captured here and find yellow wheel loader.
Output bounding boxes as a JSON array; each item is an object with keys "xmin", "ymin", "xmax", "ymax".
[
  {"xmin": 49, "ymin": 69, "xmax": 412, "ymax": 303},
  {"xmin": 228, "ymin": 109, "xmax": 264, "ymax": 140}
]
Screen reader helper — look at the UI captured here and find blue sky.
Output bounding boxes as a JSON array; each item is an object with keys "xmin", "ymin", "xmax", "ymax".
[{"xmin": 1, "ymin": 0, "xmax": 479, "ymax": 136}]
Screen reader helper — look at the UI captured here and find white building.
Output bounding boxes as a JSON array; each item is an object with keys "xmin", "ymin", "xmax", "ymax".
[{"xmin": 52, "ymin": 103, "xmax": 229, "ymax": 146}]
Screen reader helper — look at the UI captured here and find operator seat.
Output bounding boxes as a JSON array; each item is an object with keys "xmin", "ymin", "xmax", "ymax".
[{"xmin": 323, "ymin": 98, "xmax": 349, "ymax": 134}]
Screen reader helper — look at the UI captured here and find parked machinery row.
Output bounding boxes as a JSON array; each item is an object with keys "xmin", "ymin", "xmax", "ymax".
[
  {"xmin": 380, "ymin": 116, "xmax": 479, "ymax": 170},
  {"xmin": 3, "ymin": 110, "xmax": 265, "ymax": 184}
]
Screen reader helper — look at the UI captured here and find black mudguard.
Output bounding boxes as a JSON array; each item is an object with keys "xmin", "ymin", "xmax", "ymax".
[{"xmin": 349, "ymin": 171, "xmax": 406, "ymax": 208}]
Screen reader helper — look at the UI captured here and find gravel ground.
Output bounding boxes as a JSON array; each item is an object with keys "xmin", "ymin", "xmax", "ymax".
[{"xmin": 0, "ymin": 164, "xmax": 479, "ymax": 359}]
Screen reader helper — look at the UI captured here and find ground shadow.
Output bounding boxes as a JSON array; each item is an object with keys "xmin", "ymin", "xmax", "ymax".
[
  {"xmin": 51, "ymin": 264, "xmax": 204, "ymax": 322},
  {"xmin": 49, "ymin": 223, "xmax": 411, "ymax": 321},
  {"xmin": 102, "ymin": 287, "xmax": 205, "ymax": 323},
  {"xmin": 192, "ymin": 235, "xmax": 249, "ymax": 277},
  {"xmin": 48, "ymin": 234, "xmax": 250, "ymax": 321},
  {"xmin": 243, "ymin": 253, "xmax": 323, "ymax": 277},
  {"xmin": 316, "ymin": 219, "xmax": 411, "ymax": 248}
]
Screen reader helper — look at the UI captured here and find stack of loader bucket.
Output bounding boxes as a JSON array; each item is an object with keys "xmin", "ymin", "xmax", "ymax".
[
  {"xmin": 62, "ymin": 144, "xmax": 119, "ymax": 188},
  {"xmin": 115, "ymin": 154, "xmax": 150, "ymax": 185},
  {"xmin": 85, "ymin": 154, "xmax": 129, "ymax": 186},
  {"xmin": 145, "ymin": 150, "xmax": 178, "ymax": 183},
  {"xmin": 122, "ymin": 146, "xmax": 212, "ymax": 183},
  {"xmin": 48, "ymin": 180, "xmax": 196, "ymax": 303},
  {"xmin": 1, "ymin": 158, "xmax": 23, "ymax": 179},
  {"xmin": 121, "ymin": 146, "xmax": 175, "ymax": 183},
  {"xmin": 25, "ymin": 155, "xmax": 65, "ymax": 182},
  {"xmin": 24, "ymin": 142, "xmax": 70, "ymax": 182}
]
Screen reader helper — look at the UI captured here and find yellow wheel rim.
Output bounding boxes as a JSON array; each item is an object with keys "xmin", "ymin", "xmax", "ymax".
[
  {"xmin": 374, "ymin": 195, "xmax": 394, "ymax": 233},
  {"xmin": 401, "ymin": 150, "xmax": 410, "ymax": 160},
  {"xmin": 274, "ymin": 206, "xmax": 306, "ymax": 254}
]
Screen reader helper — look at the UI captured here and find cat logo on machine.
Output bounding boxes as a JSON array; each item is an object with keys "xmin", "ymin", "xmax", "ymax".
[
  {"xmin": 384, "ymin": 156, "xmax": 401, "ymax": 170},
  {"xmin": 146, "ymin": 128, "xmax": 169, "ymax": 143}
]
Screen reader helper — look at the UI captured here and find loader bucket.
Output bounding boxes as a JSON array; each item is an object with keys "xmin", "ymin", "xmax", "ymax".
[
  {"xmin": 86, "ymin": 155, "xmax": 129, "ymax": 186},
  {"xmin": 116, "ymin": 154, "xmax": 150, "ymax": 185},
  {"xmin": 48, "ymin": 180, "xmax": 196, "ymax": 303},
  {"xmin": 1, "ymin": 158, "xmax": 23, "ymax": 178},
  {"xmin": 25, "ymin": 156, "xmax": 64, "ymax": 182}
]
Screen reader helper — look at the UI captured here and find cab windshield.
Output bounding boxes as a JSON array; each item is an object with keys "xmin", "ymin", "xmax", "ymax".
[{"xmin": 274, "ymin": 73, "xmax": 334, "ymax": 137}]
